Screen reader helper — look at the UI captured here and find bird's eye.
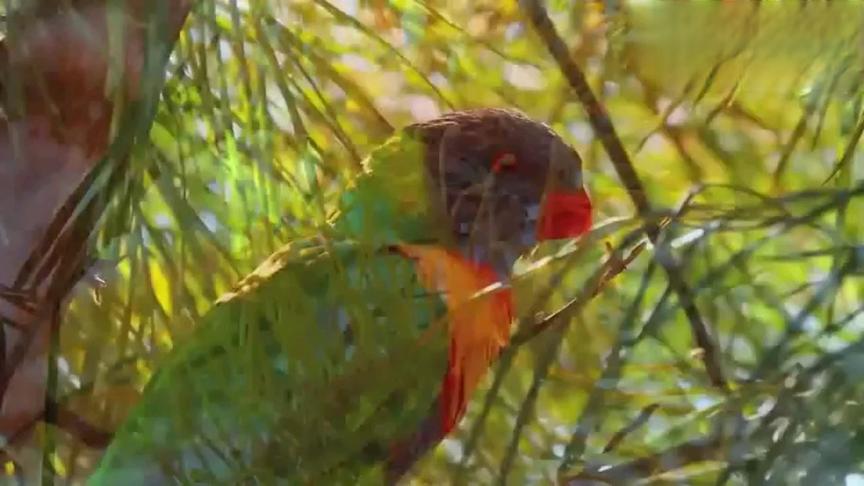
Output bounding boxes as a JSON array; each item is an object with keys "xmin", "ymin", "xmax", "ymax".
[{"xmin": 491, "ymin": 152, "xmax": 517, "ymax": 173}]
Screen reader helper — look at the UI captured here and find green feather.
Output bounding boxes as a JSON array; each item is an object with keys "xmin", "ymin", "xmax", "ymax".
[
  {"xmin": 89, "ymin": 131, "xmax": 451, "ymax": 484},
  {"xmin": 331, "ymin": 131, "xmax": 445, "ymax": 244}
]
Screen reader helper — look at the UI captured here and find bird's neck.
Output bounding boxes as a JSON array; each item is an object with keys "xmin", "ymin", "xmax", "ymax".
[
  {"xmin": 329, "ymin": 132, "xmax": 517, "ymax": 280},
  {"xmin": 330, "ymin": 133, "xmax": 443, "ymax": 245}
]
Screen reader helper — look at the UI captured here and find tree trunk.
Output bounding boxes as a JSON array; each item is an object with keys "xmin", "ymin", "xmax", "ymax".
[{"xmin": 0, "ymin": 0, "xmax": 192, "ymax": 479}]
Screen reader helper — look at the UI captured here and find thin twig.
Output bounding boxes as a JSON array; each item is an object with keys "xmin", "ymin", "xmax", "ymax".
[
  {"xmin": 602, "ymin": 403, "xmax": 661, "ymax": 454},
  {"xmin": 455, "ymin": 348, "xmax": 517, "ymax": 482},
  {"xmin": 823, "ymin": 105, "xmax": 864, "ymax": 185},
  {"xmin": 509, "ymin": 239, "xmax": 646, "ymax": 347},
  {"xmin": 771, "ymin": 105, "xmax": 812, "ymax": 191},
  {"xmin": 497, "ymin": 324, "xmax": 563, "ymax": 485},
  {"xmin": 753, "ymin": 253, "xmax": 859, "ymax": 380},
  {"xmin": 558, "ymin": 436, "xmax": 725, "ymax": 485},
  {"xmin": 2, "ymin": 397, "xmax": 113, "ymax": 451}
]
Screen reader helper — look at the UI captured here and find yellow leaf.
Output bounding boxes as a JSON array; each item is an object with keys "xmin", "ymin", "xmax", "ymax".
[
  {"xmin": 49, "ymin": 453, "xmax": 67, "ymax": 478},
  {"xmin": 149, "ymin": 262, "xmax": 173, "ymax": 315}
]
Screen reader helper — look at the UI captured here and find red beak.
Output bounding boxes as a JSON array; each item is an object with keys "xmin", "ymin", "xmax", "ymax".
[{"xmin": 536, "ymin": 189, "xmax": 593, "ymax": 241}]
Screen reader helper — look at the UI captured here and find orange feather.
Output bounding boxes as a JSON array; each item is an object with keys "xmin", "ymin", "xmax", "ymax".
[{"xmin": 395, "ymin": 244, "xmax": 513, "ymax": 434}]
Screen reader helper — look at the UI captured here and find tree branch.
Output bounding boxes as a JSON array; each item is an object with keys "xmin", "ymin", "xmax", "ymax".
[{"xmin": 519, "ymin": 0, "xmax": 727, "ymax": 391}]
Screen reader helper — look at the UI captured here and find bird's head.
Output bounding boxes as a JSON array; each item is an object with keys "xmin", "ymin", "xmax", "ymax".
[{"xmin": 406, "ymin": 108, "xmax": 593, "ymax": 276}]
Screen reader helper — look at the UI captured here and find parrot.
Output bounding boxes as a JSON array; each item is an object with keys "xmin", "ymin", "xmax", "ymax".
[{"xmin": 88, "ymin": 108, "xmax": 593, "ymax": 485}]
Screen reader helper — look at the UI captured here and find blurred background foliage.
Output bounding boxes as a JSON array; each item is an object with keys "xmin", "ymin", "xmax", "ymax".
[{"xmin": 4, "ymin": 0, "xmax": 864, "ymax": 483}]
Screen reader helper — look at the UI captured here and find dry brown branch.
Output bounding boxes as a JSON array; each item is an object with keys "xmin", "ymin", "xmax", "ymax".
[{"xmin": 1, "ymin": 397, "xmax": 113, "ymax": 450}]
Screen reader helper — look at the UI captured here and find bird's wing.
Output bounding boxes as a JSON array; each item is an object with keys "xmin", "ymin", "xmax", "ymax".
[{"xmin": 90, "ymin": 237, "xmax": 450, "ymax": 484}]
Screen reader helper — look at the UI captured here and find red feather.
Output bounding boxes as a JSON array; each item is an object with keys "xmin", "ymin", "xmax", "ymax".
[{"xmin": 536, "ymin": 189, "xmax": 593, "ymax": 240}]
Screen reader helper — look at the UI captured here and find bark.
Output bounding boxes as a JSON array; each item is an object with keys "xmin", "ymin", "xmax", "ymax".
[{"xmin": 0, "ymin": 0, "xmax": 193, "ymax": 478}]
